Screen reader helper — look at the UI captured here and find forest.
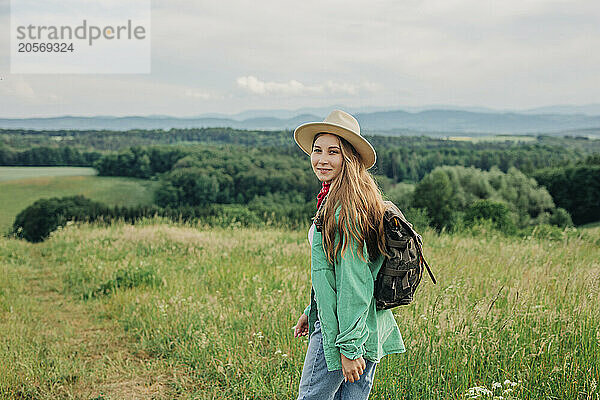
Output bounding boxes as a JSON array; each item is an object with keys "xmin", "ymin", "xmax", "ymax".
[{"xmin": 3, "ymin": 128, "xmax": 599, "ymax": 242}]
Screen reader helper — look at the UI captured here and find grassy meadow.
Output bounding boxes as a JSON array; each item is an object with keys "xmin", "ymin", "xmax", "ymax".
[
  {"xmin": 1, "ymin": 218, "xmax": 598, "ymax": 399},
  {"xmin": 0, "ymin": 167, "xmax": 97, "ymax": 182},
  {"xmin": 0, "ymin": 167, "xmax": 159, "ymax": 234}
]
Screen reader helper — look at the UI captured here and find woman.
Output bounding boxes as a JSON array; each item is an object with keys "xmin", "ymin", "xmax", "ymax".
[{"xmin": 292, "ymin": 110, "xmax": 405, "ymax": 399}]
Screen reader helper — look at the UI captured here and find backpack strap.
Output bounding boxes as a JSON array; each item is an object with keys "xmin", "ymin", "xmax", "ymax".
[
  {"xmin": 396, "ymin": 217, "xmax": 437, "ymax": 285},
  {"xmin": 386, "ymin": 238, "xmax": 408, "ymax": 247},
  {"xmin": 312, "ymin": 193, "xmax": 328, "ymax": 232}
]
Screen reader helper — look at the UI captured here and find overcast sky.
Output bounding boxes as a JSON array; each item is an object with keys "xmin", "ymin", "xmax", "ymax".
[{"xmin": 1, "ymin": 0, "xmax": 599, "ymax": 118}]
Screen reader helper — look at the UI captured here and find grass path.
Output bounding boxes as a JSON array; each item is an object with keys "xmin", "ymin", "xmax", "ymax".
[{"xmin": 0, "ymin": 244, "xmax": 182, "ymax": 400}]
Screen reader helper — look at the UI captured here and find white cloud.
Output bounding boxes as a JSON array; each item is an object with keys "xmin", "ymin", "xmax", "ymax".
[
  {"xmin": 236, "ymin": 76, "xmax": 306, "ymax": 95},
  {"xmin": 184, "ymin": 88, "xmax": 213, "ymax": 100},
  {"xmin": 236, "ymin": 76, "xmax": 378, "ymax": 96}
]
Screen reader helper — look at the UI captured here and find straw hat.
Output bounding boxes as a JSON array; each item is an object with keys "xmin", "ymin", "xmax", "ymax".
[{"xmin": 293, "ymin": 109, "xmax": 376, "ymax": 169}]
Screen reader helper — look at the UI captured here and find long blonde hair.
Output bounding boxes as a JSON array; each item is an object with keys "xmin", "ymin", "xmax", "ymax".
[{"xmin": 314, "ymin": 133, "xmax": 389, "ymax": 265}]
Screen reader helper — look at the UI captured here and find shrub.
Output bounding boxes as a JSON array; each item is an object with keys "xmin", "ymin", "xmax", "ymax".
[
  {"xmin": 549, "ymin": 207, "xmax": 573, "ymax": 228},
  {"xmin": 11, "ymin": 196, "xmax": 110, "ymax": 243},
  {"xmin": 206, "ymin": 204, "xmax": 263, "ymax": 227},
  {"xmin": 464, "ymin": 199, "xmax": 516, "ymax": 234}
]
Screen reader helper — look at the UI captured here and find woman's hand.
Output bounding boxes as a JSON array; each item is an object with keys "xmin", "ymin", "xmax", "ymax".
[
  {"xmin": 341, "ymin": 353, "xmax": 366, "ymax": 383},
  {"xmin": 294, "ymin": 313, "xmax": 309, "ymax": 338}
]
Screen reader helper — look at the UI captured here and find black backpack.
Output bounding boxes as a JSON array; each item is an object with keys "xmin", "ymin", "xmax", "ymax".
[
  {"xmin": 374, "ymin": 201, "xmax": 436, "ymax": 310},
  {"xmin": 313, "ymin": 196, "xmax": 436, "ymax": 309}
]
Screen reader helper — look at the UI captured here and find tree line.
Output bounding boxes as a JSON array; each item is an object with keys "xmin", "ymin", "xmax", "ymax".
[
  {"xmin": 3, "ymin": 129, "xmax": 600, "ymax": 238},
  {"xmin": 3, "ymin": 128, "xmax": 600, "ymax": 182},
  {"xmin": 0, "ymin": 145, "xmax": 101, "ymax": 166},
  {"xmin": 85, "ymin": 140, "xmax": 592, "ymax": 185},
  {"xmin": 3, "ymin": 127, "xmax": 599, "ymax": 154}
]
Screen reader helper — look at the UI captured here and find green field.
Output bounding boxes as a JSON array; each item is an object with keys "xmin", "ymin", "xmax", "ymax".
[
  {"xmin": 0, "ymin": 167, "xmax": 159, "ymax": 233},
  {"xmin": 1, "ymin": 219, "xmax": 598, "ymax": 399},
  {"xmin": 0, "ymin": 167, "xmax": 98, "ymax": 182}
]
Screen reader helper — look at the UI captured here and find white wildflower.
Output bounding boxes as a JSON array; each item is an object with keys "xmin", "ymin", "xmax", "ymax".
[
  {"xmin": 492, "ymin": 382, "xmax": 502, "ymax": 390},
  {"xmin": 253, "ymin": 331, "xmax": 264, "ymax": 340},
  {"xmin": 466, "ymin": 386, "xmax": 493, "ymax": 398},
  {"xmin": 275, "ymin": 349, "xmax": 282, "ymax": 354}
]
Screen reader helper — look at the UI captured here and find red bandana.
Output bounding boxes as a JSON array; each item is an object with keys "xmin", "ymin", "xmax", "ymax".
[{"xmin": 316, "ymin": 181, "xmax": 331, "ymax": 209}]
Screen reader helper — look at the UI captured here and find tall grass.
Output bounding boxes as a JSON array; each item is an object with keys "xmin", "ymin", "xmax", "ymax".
[{"xmin": 1, "ymin": 218, "xmax": 598, "ymax": 399}]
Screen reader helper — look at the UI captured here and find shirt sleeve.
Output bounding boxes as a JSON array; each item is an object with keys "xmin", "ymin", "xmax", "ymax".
[
  {"xmin": 303, "ymin": 303, "xmax": 310, "ymax": 316},
  {"xmin": 332, "ymin": 213, "xmax": 374, "ymax": 360}
]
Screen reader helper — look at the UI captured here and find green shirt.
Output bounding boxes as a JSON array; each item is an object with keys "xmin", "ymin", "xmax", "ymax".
[{"xmin": 304, "ymin": 206, "xmax": 405, "ymax": 371}]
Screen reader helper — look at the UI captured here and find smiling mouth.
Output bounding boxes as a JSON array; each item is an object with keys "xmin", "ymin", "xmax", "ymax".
[{"xmin": 318, "ymin": 168, "xmax": 331, "ymax": 173}]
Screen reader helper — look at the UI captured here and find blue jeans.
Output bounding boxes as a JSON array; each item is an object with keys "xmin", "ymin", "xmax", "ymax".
[{"xmin": 297, "ymin": 319, "xmax": 377, "ymax": 400}]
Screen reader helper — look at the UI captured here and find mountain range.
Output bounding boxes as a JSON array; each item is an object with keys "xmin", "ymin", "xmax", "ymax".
[{"xmin": 2, "ymin": 105, "xmax": 600, "ymax": 136}]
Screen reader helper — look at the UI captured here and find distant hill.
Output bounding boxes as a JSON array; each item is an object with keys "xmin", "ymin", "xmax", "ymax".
[
  {"xmin": 2, "ymin": 108, "xmax": 600, "ymax": 135},
  {"xmin": 355, "ymin": 110, "xmax": 600, "ymax": 135},
  {"xmin": 0, "ymin": 114, "xmax": 320, "ymax": 132},
  {"xmin": 522, "ymin": 104, "xmax": 600, "ymax": 116}
]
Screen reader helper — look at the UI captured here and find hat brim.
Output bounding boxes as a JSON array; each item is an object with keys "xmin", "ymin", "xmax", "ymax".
[{"xmin": 293, "ymin": 121, "xmax": 376, "ymax": 169}]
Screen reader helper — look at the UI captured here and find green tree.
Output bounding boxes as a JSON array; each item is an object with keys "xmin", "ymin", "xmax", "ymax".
[
  {"xmin": 413, "ymin": 169, "xmax": 454, "ymax": 230},
  {"xmin": 464, "ymin": 199, "xmax": 516, "ymax": 234}
]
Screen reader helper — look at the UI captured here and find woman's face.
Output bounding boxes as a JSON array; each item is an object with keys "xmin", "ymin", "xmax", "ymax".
[{"xmin": 311, "ymin": 133, "xmax": 343, "ymax": 182}]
